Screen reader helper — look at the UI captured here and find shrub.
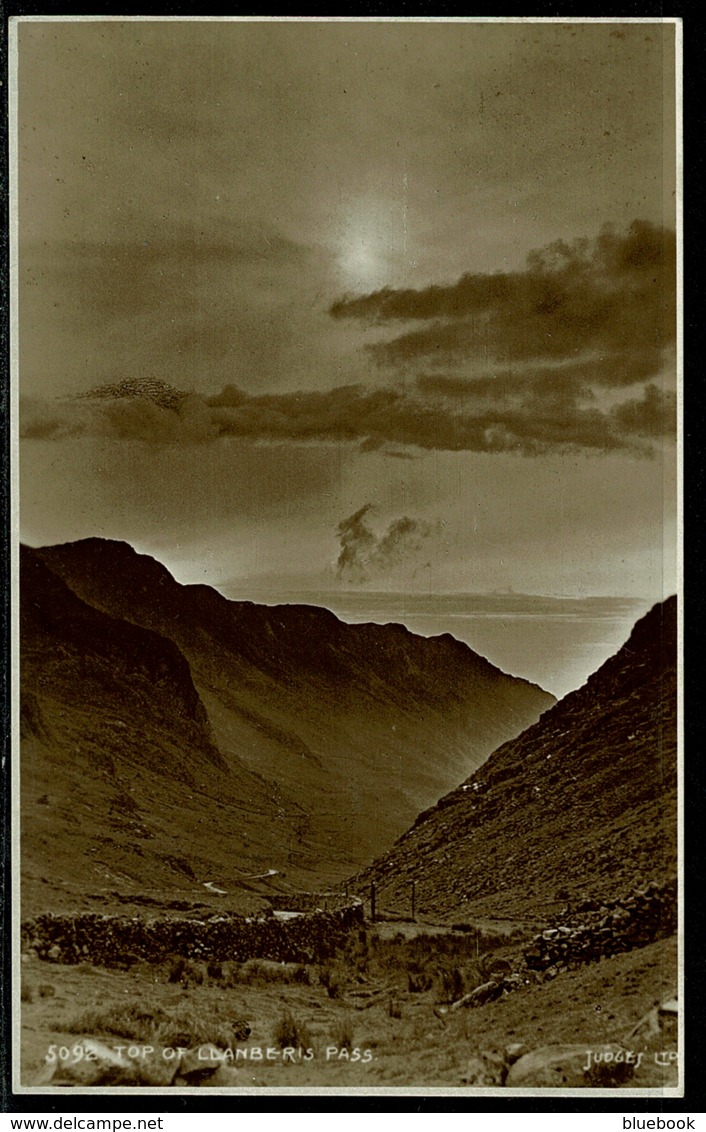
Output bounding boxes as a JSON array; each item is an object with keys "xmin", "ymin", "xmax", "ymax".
[
  {"xmin": 407, "ymin": 968, "xmax": 433, "ymax": 993},
  {"xmin": 319, "ymin": 966, "xmax": 343, "ymax": 999},
  {"xmin": 154, "ymin": 1007, "xmax": 233, "ymax": 1050},
  {"xmin": 63, "ymin": 999, "xmax": 235, "ymax": 1051},
  {"xmin": 334, "ymin": 1018, "xmax": 354, "ymax": 1052},
  {"xmin": 584, "ymin": 1060, "xmax": 635, "ymax": 1087},
  {"xmin": 272, "ymin": 1011, "xmax": 313, "ymax": 1051},
  {"xmin": 334, "ymin": 936, "xmax": 369, "ymax": 978},
  {"xmin": 223, "ymin": 962, "xmax": 243, "ymax": 987},
  {"xmin": 233, "ymin": 959, "xmax": 313, "ymax": 987},
  {"xmin": 167, "ymin": 956, "xmax": 189, "ymax": 984},
  {"xmin": 164, "ymin": 956, "xmax": 205, "ymax": 985},
  {"xmin": 479, "ymin": 954, "xmax": 512, "ymax": 981},
  {"xmin": 238, "ymin": 960, "xmax": 266, "ymax": 985},
  {"xmin": 438, "ymin": 965, "xmax": 465, "ymax": 1004},
  {"xmin": 64, "ymin": 1002, "xmax": 171, "ymax": 1042}
]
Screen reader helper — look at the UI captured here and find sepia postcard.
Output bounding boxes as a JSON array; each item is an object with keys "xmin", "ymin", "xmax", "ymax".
[{"xmin": 9, "ymin": 15, "xmax": 682, "ymax": 1100}]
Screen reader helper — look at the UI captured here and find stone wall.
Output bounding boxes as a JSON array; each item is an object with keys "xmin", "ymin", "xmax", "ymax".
[
  {"xmin": 269, "ymin": 892, "xmax": 358, "ymax": 914},
  {"xmin": 523, "ymin": 879, "xmax": 677, "ymax": 972},
  {"xmin": 21, "ymin": 902, "xmax": 364, "ymax": 968}
]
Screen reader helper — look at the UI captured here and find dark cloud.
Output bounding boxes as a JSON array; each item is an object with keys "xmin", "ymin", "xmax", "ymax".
[
  {"xmin": 414, "ymin": 348, "xmax": 662, "ymax": 403},
  {"xmin": 415, "ymin": 369, "xmax": 588, "ymax": 405},
  {"xmin": 335, "ymin": 504, "xmax": 377, "ymax": 582},
  {"xmin": 610, "ymin": 382, "xmax": 676, "ymax": 440},
  {"xmin": 335, "ymin": 505, "xmax": 434, "ymax": 583},
  {"xmin": 20, "ymin": 398, "xmax": 88, "ymax": 441},
  {"xmin": 331, "ymin": 222, "xmax": 676, "ymax": 381},
  {"xmin": 20, "ymin": 370, "xmax": 670, "ymax": 458}
]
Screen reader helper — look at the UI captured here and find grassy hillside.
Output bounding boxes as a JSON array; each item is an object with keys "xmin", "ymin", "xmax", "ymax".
[{"xmin": 354, "ymin": 598, "xmax": 677, "ymax": 922}]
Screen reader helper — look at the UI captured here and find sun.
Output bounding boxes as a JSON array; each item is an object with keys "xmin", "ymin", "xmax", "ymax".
[
  {"xmin": 333, "ymin": 195, "xmax": 405, "ymax": 291},
  {"xmin": 339, "ymin": 239, "xmax": 387, "ymax": 291}
]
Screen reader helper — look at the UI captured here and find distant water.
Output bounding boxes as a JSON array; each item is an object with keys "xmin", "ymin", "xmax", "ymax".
[{"xmin": 218, "ymin": 588, "xmax": 650, "ymax": 701}]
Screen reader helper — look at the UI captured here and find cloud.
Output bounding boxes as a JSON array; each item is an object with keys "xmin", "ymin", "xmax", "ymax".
[
  {"xmin": 610, "ymin": 382, "xmax": 676, "ymax": 440},
  {"xmin": 20, "ymin": 370, "xmax": 673, "ymax": 458},
  {"xmin": 335, "ymin": 504, "xmax": 377, "ymax": 582},
  {"xmin": 20, "ymin": 397, "xmax": 93, "ymax": 441},
  {"xmin": 330, "ymin": 221, "xmax": 676, "ymax": 383},
  {"xmin": 335, "ymin": 505, "xmax": 435, "ymax": 582},
  {"xmin": 21, "ymin": 220, "xmax": 677, "ymax": 462}
]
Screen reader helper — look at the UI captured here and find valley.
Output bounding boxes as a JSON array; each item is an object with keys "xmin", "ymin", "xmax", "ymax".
[
  {"xmin": 21, "ymin": 539, "xmax": 553, "ymax": 913},
  {"xmin": 17, "ymin": 543, "xmax": 679, "ymax": 1092}
]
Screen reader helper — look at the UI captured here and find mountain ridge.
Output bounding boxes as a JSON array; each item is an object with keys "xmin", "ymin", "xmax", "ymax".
[
  {"xmin": 20, "ymin": 545, "xmax": 222, "ymax": 772},
  {"xmin": 33, "ymin": 537, "xmax": 550, "ymax": 701},
  {"xmin": 21, "ymin": 538, "xmax": 555, "ymax": 910}
]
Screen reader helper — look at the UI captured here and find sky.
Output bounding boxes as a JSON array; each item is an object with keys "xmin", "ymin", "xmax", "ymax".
[{"xmin": 16, "ymin": 18, "xmax": 679, "ymax": 599}]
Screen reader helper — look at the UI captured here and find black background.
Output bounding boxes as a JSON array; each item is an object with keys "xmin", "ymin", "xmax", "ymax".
[{"xmin": 0, "ymin": 1, "xmax": 701, "ymax": 1115}]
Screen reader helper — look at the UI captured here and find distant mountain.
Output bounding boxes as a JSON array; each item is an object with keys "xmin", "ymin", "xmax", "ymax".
[
  {"xmin": 25, "ymin": 538, "xmax": 554, "ymax": 906},
  {"xmin": 355, "ymin": 598, "xmax": 677, "ymax": 922}
]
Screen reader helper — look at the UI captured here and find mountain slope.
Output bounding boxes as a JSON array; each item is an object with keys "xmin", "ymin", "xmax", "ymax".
[
  {"xmin": 20, "ymin": 546, "xmax": 314, "ymax": 915},
  {"xmin": 28, "ymin": 538, "xmax": 555, "ymax": 882},
  {"xmin": 21, "ymin": 546, "xmax": 221, "ymax": 775},
  {"xmin": 355, "ymin": 597, "xmax": 677, "ymax": 921}
]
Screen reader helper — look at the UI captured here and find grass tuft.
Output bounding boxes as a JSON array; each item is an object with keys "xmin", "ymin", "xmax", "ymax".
[
  {"xmin": 333, "ymin": 1018, "xmax": 354, "ymax": 1051},
  {"xmin": 61, "ymin": 998, "xmax": 240, "ymax": 1051},
  {"xmin": 272, "ymin": 1010, "xmax": 313, "ymax": 1051}
]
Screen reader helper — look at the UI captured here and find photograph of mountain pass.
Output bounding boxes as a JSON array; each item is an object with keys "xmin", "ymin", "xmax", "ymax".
[{"xmin": 12, "ymin": 17, "xmax": 680, "ymax": 1095}]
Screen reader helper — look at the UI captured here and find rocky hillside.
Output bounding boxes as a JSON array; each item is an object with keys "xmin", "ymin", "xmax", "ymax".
[
  {"xmin": 20, "ymin": 546, "xmax": 311, "ymax": 916},
  {"xmin": 355, "ymin": 598, "xmax": 677, "ymax": 921},
  {"xmin": 22, "ymin": 539, "xmax": 554, "ymax": 910},
  {"xmin": 21, "ymin": 546, "xmax": 221, "ymax": 775}
]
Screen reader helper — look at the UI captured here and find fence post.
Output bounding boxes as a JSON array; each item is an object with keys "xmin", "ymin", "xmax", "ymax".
[{"xmin": 370, "ymin": 882, "xmax": 376, "ymax": 923}]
